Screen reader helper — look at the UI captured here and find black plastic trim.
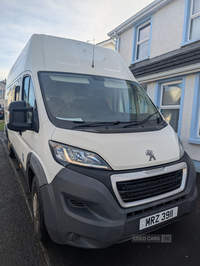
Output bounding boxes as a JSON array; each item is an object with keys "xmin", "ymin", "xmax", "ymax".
[
  {"xmin": 40, "ymin": 157, "xmax": 197, "ymax": 248},
  {"xmin": 26, "ymin": 153, "xmax": 48, "ymax": 188}
]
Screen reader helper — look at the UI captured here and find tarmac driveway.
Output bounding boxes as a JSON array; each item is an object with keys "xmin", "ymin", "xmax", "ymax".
[{"xmin": 0, "ymin": 132, "xmax": 47, "ymax": 266}]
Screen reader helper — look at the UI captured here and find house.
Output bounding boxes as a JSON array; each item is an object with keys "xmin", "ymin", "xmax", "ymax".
[
  {"xmin": 108, "ymin": 0, "xmax": 200, "ymax": 172},
  {"xmin": 96, "ymin": 38, "xmax": 116, "ymax": 50},
  {"xmin": 0, "ymin": 79, "xmax": 6, "ymax": 108}
]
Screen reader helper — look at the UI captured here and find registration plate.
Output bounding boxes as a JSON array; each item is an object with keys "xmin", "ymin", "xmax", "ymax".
[{"xmin": 139, "ymin": 207, "xmax": 178, "ymax": 230}]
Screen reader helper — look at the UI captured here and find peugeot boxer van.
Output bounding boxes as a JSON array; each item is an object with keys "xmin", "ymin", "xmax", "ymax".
[{"xmin": 4, "ymin": 34, "xmax": 197, "ymax": 248}]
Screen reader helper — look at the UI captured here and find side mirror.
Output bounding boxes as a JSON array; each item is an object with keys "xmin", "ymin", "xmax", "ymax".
[{"xmin": 7, "ymin": 101, "xmax": 33, "ymax": 132}]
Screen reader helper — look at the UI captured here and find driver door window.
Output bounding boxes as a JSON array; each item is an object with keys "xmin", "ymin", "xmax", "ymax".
[{"xmin": 23, "ymin": 76, "xmax": 36, "ymax": 123}]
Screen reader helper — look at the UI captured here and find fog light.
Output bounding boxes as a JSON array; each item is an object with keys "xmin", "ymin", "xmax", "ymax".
[{"xmin": 68, "ymin": 232, "xmax": 81, "ymax": 243}]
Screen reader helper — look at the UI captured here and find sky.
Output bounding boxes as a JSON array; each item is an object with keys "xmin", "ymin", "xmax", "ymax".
[{"xmin": 0, "ymin": 0, "xmax": 154, "ymax": 81}]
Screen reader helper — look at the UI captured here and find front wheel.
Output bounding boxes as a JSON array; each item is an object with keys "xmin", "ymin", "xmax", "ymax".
[{"xmin": 31, "ymin": 177, "xmax": 48, "ymax": 242}]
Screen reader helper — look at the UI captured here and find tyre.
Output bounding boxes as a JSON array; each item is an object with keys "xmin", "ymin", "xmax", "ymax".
[
  {"xmin": 31, "ymin": 177, "xmax": 48, "ymax": 242},
  {"xmin": 4, "ymin": 128, "xmax": 8, "ymax": 139},
  {"xmin": 8, "ymin": 141, "xmax": 15, "ymax": 158}
]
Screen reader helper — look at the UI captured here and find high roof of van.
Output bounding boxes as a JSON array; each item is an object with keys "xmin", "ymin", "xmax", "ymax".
[{"xmin": 7, "ymin": 34, "xmax": 136, "ymax": 86}]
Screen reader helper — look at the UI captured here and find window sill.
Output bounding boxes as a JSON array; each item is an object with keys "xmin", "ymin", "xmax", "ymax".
[
  {"xmin": 188, "ymin": 138, "xmax": 200, "ymax": 145},
  {"xmin": 181, "ymin": 36, "xmax": 200, "ymax": 47},
  {"xmin": 131, "ymin": 56, "xmax": 149, "ymax": 65}
]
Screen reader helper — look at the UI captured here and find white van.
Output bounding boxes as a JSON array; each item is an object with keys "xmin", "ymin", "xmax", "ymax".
[{"xmin": 4, "ymin": 34, "xmax": 197, "ymax": 248}]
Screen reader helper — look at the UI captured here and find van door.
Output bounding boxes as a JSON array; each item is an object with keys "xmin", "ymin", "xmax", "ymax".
[
  {"xmin": 20, "ymin": 75, "xmax": 37, "ymax": 169},
  {"xmin": 7, "ymin": 81, "xmax": 22, "ymax": 160}
]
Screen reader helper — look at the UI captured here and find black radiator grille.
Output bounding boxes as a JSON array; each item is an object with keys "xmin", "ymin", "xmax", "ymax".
[{"xmin": 116, "ymin": 170, "xmax": 183, "ymax": 203}]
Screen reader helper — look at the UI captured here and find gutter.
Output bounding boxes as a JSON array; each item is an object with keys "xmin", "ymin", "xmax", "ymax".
[{"xmin": 137, "ymin": 63, "xmax": 200, "ymax": 83}]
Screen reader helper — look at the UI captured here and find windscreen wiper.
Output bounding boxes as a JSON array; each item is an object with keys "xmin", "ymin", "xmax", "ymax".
[
  {"xmin": 122, "ymin": 110, "xmax": 159, "ymax": 128},
  {"xmin": 71, "ymin": 121, "xmax": 121, "ymax": 130}
]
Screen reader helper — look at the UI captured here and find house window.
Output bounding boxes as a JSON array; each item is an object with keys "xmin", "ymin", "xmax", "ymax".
[
  {"xmin": 0, "ymin": 90, "xmax": 2, "ymax": 99},
  {"xmin": 189, "ymin": 0, "xmax": 200, "ymax": 40},
  {"xmin": 136, "ymin": 22, "xmax": 150, "ymax": 60},
  {"xmin": 182, "ymin": 0, "xmax": 200, "ymax": 45},
  {"xmin": 131, "ymin": 17, "xmax": 153, "ymax": 63},
  {"xmin": 160, "ymin": 81, "xmax": 182, "ymax": 133}
]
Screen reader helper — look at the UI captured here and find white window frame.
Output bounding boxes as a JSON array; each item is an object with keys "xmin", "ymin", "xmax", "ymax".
[
  {"xmin": 188, "ymin": 0, "xmax": 200, "ymax": 40},
  {"xmin": 136, "ymin": 21, "xmax": 151, "ymax": 61},
  {"xmin": 160, "ymin": 80, "xmax": 182, "ymax": 132}
]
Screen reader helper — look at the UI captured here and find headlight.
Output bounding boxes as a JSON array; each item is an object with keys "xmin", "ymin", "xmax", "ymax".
[
  {"xmin": 49, "ymin": 141, "xmax": 111, "ymax": 170},
  {"xmin": 178, "ymin": 136, "xmax": 184, "ymax": 159}
]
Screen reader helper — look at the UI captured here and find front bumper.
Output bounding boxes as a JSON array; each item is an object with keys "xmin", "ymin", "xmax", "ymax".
[{"xmin": 41, "ymin": 153, "xmax": 198, "ymax": 248}]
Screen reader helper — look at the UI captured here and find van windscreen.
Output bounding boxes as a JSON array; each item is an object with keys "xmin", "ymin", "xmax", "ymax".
[{"xmin": 38, "ymin": 72, "xmax": 163, "ymax": 130}]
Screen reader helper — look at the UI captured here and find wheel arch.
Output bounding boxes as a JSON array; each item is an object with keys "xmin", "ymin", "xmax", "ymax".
[
  {"xmin": 27, "ymin": 153, "xmax": 62, "ymax": 244},
  {"xmin": 26, "ymin": 153, "xmax": 48, "ymax": 191}
]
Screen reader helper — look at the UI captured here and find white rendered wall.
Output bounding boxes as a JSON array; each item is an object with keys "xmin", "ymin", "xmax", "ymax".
[
  {"xmin": 118, "ymin": 0, "xmax": 186, "ymax": 65},
  {"xmin": 119, "ymin": 27, "xmax": 134, "ymax": 66},
  {"xmin": 146, "ymin": 82, "xmax": 156, "ymax": 102},
  {"xmin": 117, "ymin": 0, "xmax": 186, "ymax": 64},
  {"xmin": 150, "ymin": 0, "xmax": 185, "ymax": 58},
  {"xmin": 99, "ymin": 43, "xmax": 115, "ymax": 50}
]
